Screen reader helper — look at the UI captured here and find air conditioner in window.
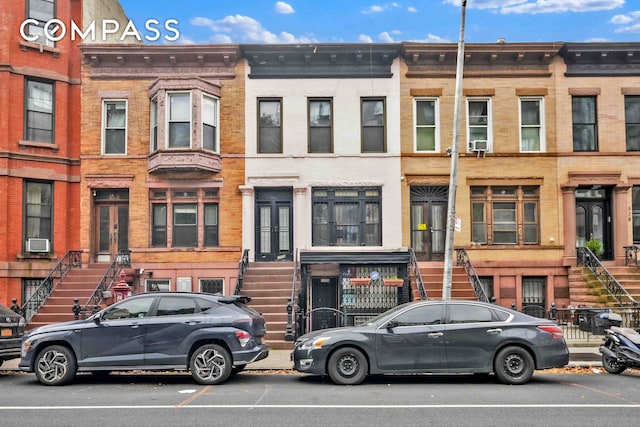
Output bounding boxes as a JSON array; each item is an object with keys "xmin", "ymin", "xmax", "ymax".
[
  {"xmin": 470, "ymin": 140, "xmax": 488, "ymax": 152},
  {"xmin": 27, "ymin": 238, "xmax": 50, "ymax": 253}
]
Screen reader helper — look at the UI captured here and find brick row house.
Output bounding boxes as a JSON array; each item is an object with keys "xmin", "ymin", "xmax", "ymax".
[{"xmin": 3, "ymin": 7, "xmax": 640, "ymax": 343}]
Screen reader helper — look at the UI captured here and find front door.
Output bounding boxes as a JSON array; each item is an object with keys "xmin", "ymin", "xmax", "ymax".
[
  {"xmin": 255, "ymin": 188, "xmax": 293, "ymax": 261},
  {"xmin": 410, "ymin": 186, "xmax": 448, "ymax": 261},
  {"xmin": 311, "ymin": 278, "xmax": 338, "ymax": 331},
  {"xmin": 575, "ymin": 187, "xmax": 612, "ymax": 260},
  {"xmin": 94, "ymin": 189, "xmax": 129, "ymax": 263}
]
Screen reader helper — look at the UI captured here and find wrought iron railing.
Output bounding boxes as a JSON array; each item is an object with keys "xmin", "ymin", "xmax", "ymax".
[
  {"xmin": 81, "ymin": 250, "xmax": 131, "ymax": 316},
  {"xmin": 624, "ymin": 245, "xmax": 640, "ymax": 268},
  {"xmin": 552, "ymin": 306, "xmax": 640, "ymax": 342},
  {"xmin": 21, "ymin": 250, "xmax": 82, "ymax": 322},
  {"xmin": 576, "ymin": 246, "xmax": 639, "ymax": 307},
  {"xmin": 233, "ymin": 249, "xmax": 250, "ymax": 296},
  {"xmin": 455, "ymin": 248, "xmax": 490, "ymax": 303},
  {"xmin": 408, "ymin": 248, "xmax": 427, "ymax": 300},
  {"xmin": 285, "ymin": 250, "xmax": 299, "ymax": 342}
]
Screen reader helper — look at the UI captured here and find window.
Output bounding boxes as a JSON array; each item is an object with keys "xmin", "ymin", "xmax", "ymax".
[
  {"xmin": 168, "ymin": 92, "xmax": 191, "ymax": 148},
  {"xmin": 26, "ymin": 0, "xmax": 56, "ymax": 47},
  {"xmin": 392, "ymin": 304, "xmax": 442, "ymax": 326},
  {"xmin": 102, "ymin": 100, "xmax": 127, "ymax": 154},
  {"xmin": 414, "ymin": 98, "xmax": 438, "ymax": 152},
  {"xmin": 202, "ymin": 94, "xmax": 218, "ymax": 152},
  {"xmin": 258, "ymin": 99, "xmax": 282, "ymax": 153},
  {"xmin": 470, "ymin": 186, "xmax": 539, "ymax": 246},
  {"xmin": 520, "ymin": 97, "xmax": 544, "ymax": 152},
  {"xmin": 309, "ymin": 98, "xmax": 332, "ymax": 153},
  {"xmin": 522, "ymin": 277, "xmax": 546, "ymax": 318},
  {"xmin": 150, "ymin": 97, "xmax": 158, "ymax": 151},
  {"xmin": 25, "ymin": 78, "xmax": 54, "ymax": 143},
  {"xmin": 448, "ymin": 304, "xmax": 494, "ymax": 323},
  {"xmin": 467, "ymin": 98, "xmax": 491, "ymax": 152},
  {"xmin": 156, "ymin": 296, "xmax": 197, "ymax": 316},
  {"xmin": 361, "ymin": 98, "xmax": 386, "ymax": 152},
  {"xmin": 103, "ymin": 297, "xmax": 153, "ymax": 320},
  {"xmin": 200, "ymin": 278, "xmax": 224, "ymax": 295},
  {"xmin": 151, "ymin": 189, "xmax": 219, "ymax": 248},
  {"xmin": 312, "ymin": 187, "xmax": 382, "ymax": 246},
  {"xmin": 625, "ymin": 96, "xmax": 640, "ymax": 152},
  {"xmin": 633, "ymin": 186, "xmax": 640, "ymax": 244},
  {"xmin": 572, "ymin": 96, "xmax": 598, "ymax": 151},
  {"xmin": 146, "ymin": 279, "xmax": 170, "ymax": 292},
  {"xmin": 478, "ymin": 276, "xmax": 494, "ymax": 300},
  {"xmin": 24, "ymin": 181, "xmax": 53, "ymax": 252}
]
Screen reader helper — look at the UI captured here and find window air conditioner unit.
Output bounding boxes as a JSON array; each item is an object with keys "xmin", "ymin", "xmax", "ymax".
[
  {"xmin": 27, "ymin": 238, "xmax": 50, "ymax": 253},
  {"xmin": 470, "ymin": 140, "xmax": 488, "ymax": 152}
]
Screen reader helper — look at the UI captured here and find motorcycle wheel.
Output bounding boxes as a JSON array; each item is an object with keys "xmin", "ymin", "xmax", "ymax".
[{"xmin": 602, "ymin": 354, "xmax": 626, "ymax": 374}]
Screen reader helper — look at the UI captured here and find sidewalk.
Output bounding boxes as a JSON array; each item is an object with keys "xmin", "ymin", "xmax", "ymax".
[{"xmin": 1, "ymin": 346, "xmax": 602, "ymax": 372}]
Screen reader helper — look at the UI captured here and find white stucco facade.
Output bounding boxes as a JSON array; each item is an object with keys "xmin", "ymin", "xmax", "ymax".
[{"xmin": 242, "ymin": 57, "xmax": 403, "ymax": 261}]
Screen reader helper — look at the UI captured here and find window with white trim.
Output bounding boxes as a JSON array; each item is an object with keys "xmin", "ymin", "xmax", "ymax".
[
  {"xmin": 519, "ymin": 97, "xmax": 545, "ymax": 152},
  {"xmin": 202, "ymin": 94, "xmax": 219, "ymax": 152},
  {"xmin": 414, "ymin": 98, "xmax": 439, "ymax": 152},
  {"xmin": 25, "ymin": 78, "xmax": 54, "ymax": 143},
  {"xmin": 24, "ymin": 181, "xmax": 53, "ymax": 253},
  {"xmin": 26, "ymin": 0, "xmax": 56, "ymax": 47},
  {"xmin": 102, "ymin": 100, "xmax": 127, "ymax": 154},
  {"xmin": 167, "ymin": 92, "xmax": 191, "ymax": 148},
  {"xmin": 361, "ymin": 98, "xmax": 386, "ymax": 153},
  {"xmin": 466, "ymin": 98, "xmax": 491, "ymax": 152},
  {"xmin": 150, "ymin": 96, "xmax": 158, "ymax": 151}
]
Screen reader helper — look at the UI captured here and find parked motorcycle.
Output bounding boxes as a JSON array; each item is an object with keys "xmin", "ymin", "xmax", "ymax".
[{"xmin": 598, "ymin": 313, "xmax": 640, "ymax": 374}]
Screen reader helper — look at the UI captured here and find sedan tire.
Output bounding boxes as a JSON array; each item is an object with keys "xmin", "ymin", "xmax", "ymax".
[
  {"xmin": 189, "ymin": 344, "xmax": 232, "ymax": 385},
  {"xmin": 327, "ymin": 347, "xmax": 368, "ymax": 385},
  {"xmin": 34, "ymin": 345, "xmax": 77, "ymax": 386},
  {"xmin": 493, "ymin": 346, "xmax": 534, "ymax": 385}
]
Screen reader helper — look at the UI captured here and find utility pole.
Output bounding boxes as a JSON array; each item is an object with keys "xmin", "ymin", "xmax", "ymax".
[{"xmin": 442, "ymin": 0, "xmax": 467, "ymax": 300}]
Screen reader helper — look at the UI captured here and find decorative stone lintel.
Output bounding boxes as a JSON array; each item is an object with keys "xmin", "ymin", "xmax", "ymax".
[{"xmin": 148, "ymin": 150, "xmax": 222, "ymax": 174}]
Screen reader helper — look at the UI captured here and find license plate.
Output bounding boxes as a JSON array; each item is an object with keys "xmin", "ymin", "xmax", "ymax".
[{"xmin": 1, "ymin": 328, "xmax": 12, "ymax": 337}]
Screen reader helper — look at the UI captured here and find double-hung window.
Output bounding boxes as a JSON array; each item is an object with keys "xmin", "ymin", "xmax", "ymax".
[
  {"xmin": 25, "ymin": 78, "xmax": 54, "ymax": 143},
  {"xmin": 309, "ymin": 98, "xmax": 332, "ymax": 153},
  {"xmin": 520, "ymin": 97, "xmax": 544, "ymax": 152},
  {"xmin": 625, "ymin": 96, "xmax": 640, "ymax": 152},
  {"xmin": 466, "ymin": 98, "xmax": 491, "ymax": 152},
  {"xmin": 103, "ymin": 100, "xmax": 127, "ymax": 154},
  {"xmin": 150, "ymin": 97, "xmax": 158, "ymax": 151},
  {"xmin": 572, "ymin": 96, "xmax": 598, "ymax": 151},
  {"xmin": 168, "ymin": 92, "xmax": 191, "ymax": 148},
  {"xmin": 258, "ymin": 99, "xmax": 282, "ymax": 153},
  {"xmin": 24, "ymin": 181, "xmax": 53, "ymax": 253},
  {"xmin": 633, "ymin": 186, "xmax": 640, "ymax": 244},
  {"xmin": 415, "ymin": 98, "xmax": 438, "ymax": 152},
  {"xmin": 312, "ymin": 187, "xmax": 382, "ymax": 246},
  {"xmin": 202, "ymin": 94, "xmax": 218, "ymax": 152},
  {"xmin": 471, "ymin": 186, "xmax": 539, "ymax": 246},
  {"xmin": 361, "ymin": 98, "xmax": 386, "ymax": 153},
  {"xmin": 26, "ymin": 0, "xmax": 56, "ymax": 47}
]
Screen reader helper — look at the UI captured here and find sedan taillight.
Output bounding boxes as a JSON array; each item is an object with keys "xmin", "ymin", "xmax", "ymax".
[
  {"xmin": 537, "ymin": 325, "xmax": 564, "ymax": 339},
  {"xmin": 235, "ymin": 330, "xmax": 251, "ymax": 347}
]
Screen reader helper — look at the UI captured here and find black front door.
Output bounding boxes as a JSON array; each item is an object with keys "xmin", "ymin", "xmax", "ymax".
[
  {"xmin": 311, "ymin": 278, "xmax": 338, "ymax": 331},
  {"xmin": 410, "ymin": 186, "xmax": 448, "ymax": 261},
  {"xmin": 575, "ymin": 187, "xmax": 613, "ymax": 260},
  {"xmin": 255, "ymin": 188, "xmax": 293, "ymax": 261}
]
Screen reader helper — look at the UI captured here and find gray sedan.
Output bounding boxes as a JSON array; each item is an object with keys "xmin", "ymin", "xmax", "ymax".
[{"xmin": 292, "ymin": 300, "xmax": 569, "ymax": 385}]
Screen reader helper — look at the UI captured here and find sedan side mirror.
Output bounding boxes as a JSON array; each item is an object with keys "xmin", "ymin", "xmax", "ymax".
[{"xmin": 385, "ymin": 320, "xmax": 399, "ymax": 329}]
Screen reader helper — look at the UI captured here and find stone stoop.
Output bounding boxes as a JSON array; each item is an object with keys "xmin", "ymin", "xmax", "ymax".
[
  {"xmin": 26, "ymin": 264, "xmax": 110, "ymax": 330},
  {"xmin": 568, "ymin": 266, "xmax": 640, "ymax": 307},
  {"xmin": 411, "ymin": 263, "xmax": 476, "ymax": 301},
  {"xmin": 240, "ymin": 262, "xmax": 296, "ymax": 350}
]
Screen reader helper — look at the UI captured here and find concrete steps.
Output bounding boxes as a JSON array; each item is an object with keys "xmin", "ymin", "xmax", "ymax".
[{"xmin": 411, "ymin": 263, "xmax": 476, "ymax": 301}]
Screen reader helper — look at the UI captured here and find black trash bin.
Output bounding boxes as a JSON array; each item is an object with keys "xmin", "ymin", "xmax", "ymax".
[{"xmin": 592, "ymin": 312, "xmax": 622, "ymax": 335}]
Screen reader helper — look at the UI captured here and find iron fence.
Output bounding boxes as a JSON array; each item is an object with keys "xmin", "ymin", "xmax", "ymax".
[{"xmin": 551, "ymin": 306, "xmax": 640, "ymax": 343}]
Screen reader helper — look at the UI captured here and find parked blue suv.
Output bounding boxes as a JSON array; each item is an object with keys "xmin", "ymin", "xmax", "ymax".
[{"xmin": 20, "ymin": 292, "xmax": 269, "ymax": 386}]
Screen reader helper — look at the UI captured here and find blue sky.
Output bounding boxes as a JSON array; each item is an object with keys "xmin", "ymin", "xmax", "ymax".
[{"xmin": 117, "ymin": 0, "xmax": 640, "ymax": 44}]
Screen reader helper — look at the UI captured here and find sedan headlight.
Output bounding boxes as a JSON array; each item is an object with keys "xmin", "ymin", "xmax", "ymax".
[{"xmin": 299, "ymin": 336, "xmax": 332, "ymax": 350}]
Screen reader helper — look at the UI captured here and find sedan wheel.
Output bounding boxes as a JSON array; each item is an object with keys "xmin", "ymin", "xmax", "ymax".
[
  {"xmin": 327, "ymin": 347, "xmax": 368, "ymax": 385},
  {"xmin": 493, "ymin": 346, "xmax": 534, "ymax": 385},
  {"xmin": 35, "ymin": 345, "xmax": 77, "ymax": 386},
  {"xmin": 189, "ymin": 344, "xmax": 232, "ymax": 385},
  {"xmin": 602, "ymin": 354, "xmax": 626, "ymax": 374}
]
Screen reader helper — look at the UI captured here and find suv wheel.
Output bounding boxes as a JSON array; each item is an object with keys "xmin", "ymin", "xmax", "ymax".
[
  {"xmin": 189, "ymin": 344, "xmax": 232, "ymax": 385},
  {"xmin": 35, "ymin": 345, "xmax": 77, "ymax": 386}
]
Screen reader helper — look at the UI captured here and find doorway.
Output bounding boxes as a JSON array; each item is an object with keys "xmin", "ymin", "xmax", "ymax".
[
  {"xmin": 255, "ymin": 188, "xmax": 293, "ymax": 261},
  {"xmin": 410, "ymin": 186, "xmax": 448, "ymax": 261},
  {"xmin": 94, "ymin": 189, "xmax": 129, "ymax": 263},
  {"xmin": 575, "ymin": 187, "xmax": 613, "ymax": 260},
  {"xmin": 311, "ymin": 277, "xmax": 338, "ymax": 331}
]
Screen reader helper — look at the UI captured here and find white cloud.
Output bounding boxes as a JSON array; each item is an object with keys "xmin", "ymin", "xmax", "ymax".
[
  {"xmin": 363, "ymin": 3, "xmax": 403, "ymax": 14},
  {"xmin": 190, "ymin": 15, "xmax": 316, "ymax": 43},
  {"xmin": 378, "ymin": 31, "xmax": 396, "ymax": 42},
  {"xmin": 364, "ymin": 5, "xmax": 385, "ymax": 14},
  {"xmin": 610, "ymin": 10, "xmax": 640, "ymax": 33},
  {"xmin": 274, "ymin": 2, "xmax": 295, "ymax": 14},
  {"xmin": 407, "ymin": 6, "xmax": 418, "ymax": 13},
  {"xmin": 444, "ymin": 0, "xmax": 625, "ymax": 14},
  {"xmin": 358, "ymin": 34, "xmax": 374, "ymax": 43}
]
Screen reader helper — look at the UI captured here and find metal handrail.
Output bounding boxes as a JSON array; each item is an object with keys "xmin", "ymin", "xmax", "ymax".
[
  {"xmin": 301, "ymin": 307, "xmax": 347, "ymax": 331},
  {"xmin": 408, "ymin": 248, "xmax": 427, "ymax": 300},
  {"xmin": 233, "ymin": 249, "xmax": 250, "ymax": 296},
  {"xmin": 21, "ymin": 250, "xmax": 82, "ymax": 322},
  {"xmin": 455, "ymin": 248, "xmax": 490, "ymax": 303},
  {"xmin": 285, "ymin": 249, "xmax": 299, "ymax": 341},
  {"xmin": 624, "ymin": 245, "xmax": 640, "ymax": 268},
  {"xmin": 81, "ymin": 250, "xmax": 131, "ymax": 315},
  {"xmin": 577, "ymin": 246, "xmax": 639, "ymax": 307}
]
